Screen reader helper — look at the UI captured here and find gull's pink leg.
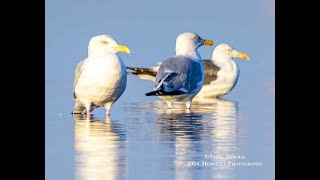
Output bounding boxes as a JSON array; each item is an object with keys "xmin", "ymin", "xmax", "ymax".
[
  {"xmin": 104, "ymin": 103, "xmax": 112, "ymax": 117},
  {"xmin": 85, "ymin": 103, "xmax": 91, "ymax": 120},
  {"xmin": 86, "ymin": 109, "xmax": 91, "ymax": 119}
]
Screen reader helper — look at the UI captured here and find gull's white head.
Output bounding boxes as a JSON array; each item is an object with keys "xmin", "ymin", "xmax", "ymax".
[
  {"xmin": 212, "ymin": 43, "xmax": 249, "ymax": 62},
  {"xmin": 175, "ymin": 32, "xmax": 214, "ymax": 57},
  {"xmin": 88, "ymin": 35, "xmax": 130, "ymax": 58}
]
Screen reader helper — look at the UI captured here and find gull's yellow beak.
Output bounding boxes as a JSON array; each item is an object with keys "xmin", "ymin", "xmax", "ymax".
[
  {"xmin": 202, "ymin": 39, "xmax": 214, "ymax": 46},
  {"xmin": 235, "ymin": 52, "xmax": 249, "ymax": 60},
  {"xmin": 114, "ymin": 45, "xmax": 130, "ymax": 54}
]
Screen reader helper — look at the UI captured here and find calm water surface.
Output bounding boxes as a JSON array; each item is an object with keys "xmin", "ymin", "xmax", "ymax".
[
  {"xmin": 46, "ymin": 0, "xmax": 274, "ymax": 178},
  {"xmin": 45, "ymin": 75, "xmax": 274, "ymax": 180}
]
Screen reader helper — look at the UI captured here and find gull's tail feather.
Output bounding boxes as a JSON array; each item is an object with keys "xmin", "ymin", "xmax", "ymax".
[
  {"xmin": 71, "ymin": 102, "xmax": 86, "ymax": 114},
  {"xmin": 71, "ymin": 103, "xmax": 99, "ymax": 114},
  {"xmin": 145, "ymin": 89, "xmax": 186, "ymax": 96},
  {"xmin": 145, "ymin": 72, "xmax": 187, "ymax": 96},
  {"xmin": 126, "ymin": 67, "xmax": 157, "ymax": 76},
  {"xmin": 145, "ymin": 91, "xmax": 158, "ymax": 96},
  {"xmin": 126, "ymin": 66, "xmax": 158, "ymax": 82}
]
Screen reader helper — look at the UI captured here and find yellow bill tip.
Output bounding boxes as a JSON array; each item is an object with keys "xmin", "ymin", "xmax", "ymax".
[
  {"xmin": 202, "ymin": 39, "xmax": 214, "ymax": 46},
  {"xmin": 235, "ymin": 52, "xmax": 249, "ymax": 60},
  {"xmin": 114, "ymin": 45, "xmax": 130, "ymax": 54}
]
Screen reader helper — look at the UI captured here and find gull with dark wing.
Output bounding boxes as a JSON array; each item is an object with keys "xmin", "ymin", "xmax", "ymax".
[
  {"xmin": 145, "ymin": 32, "xmax": 213, "ymax": 109},
  {"xmin": 127, "ymin": 43, "xmax": 249, "ymax": 99}
]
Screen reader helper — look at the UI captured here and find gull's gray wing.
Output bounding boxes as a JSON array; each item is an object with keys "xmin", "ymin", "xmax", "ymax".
[
  {"xmin": 146, "ymin": 56, "xmax": 203, "ymax": 96},
  {"xmin": 202, "ymin": 59, "xmax": 220, "ymax": 85},
  {"xmin": 126, "ymin": 66, "xmax": 158, "ymax": 82},
  {"xmin": 73, "ymin": 60, "xmax": 85, "ymax": 100},
  {"xmin": 71, "ymin": 59, "xmax": 100, "ymax": 114},
  {"xmin": 126, "ymin": 66, "xmax": 158, "ymax": 77}
]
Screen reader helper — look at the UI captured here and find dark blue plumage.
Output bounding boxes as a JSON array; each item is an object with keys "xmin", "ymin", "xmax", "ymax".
[{"xmin": 145, "ymin": 56, "xmax": 203, "ymax": 96}]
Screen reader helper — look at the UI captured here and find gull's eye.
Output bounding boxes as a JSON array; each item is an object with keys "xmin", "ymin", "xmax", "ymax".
[
  {"xmin": 100, "ymin": 40, "xmax": 108, "ymax": 45},
  {"xmin": 227, "ymin": 48, "xmax": 232, "ymax": 53},
  {"xmin": 193, "ymin": 36, "xmax": 199, "ymax": 41}
]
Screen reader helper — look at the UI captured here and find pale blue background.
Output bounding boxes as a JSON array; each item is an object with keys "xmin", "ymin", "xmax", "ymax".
[
  {"xmin": 46, "ymin": 0, "xmax": 274, "ymax": 179},
  {"xmin": 46, "ymin": 0, "xmax": 274, "ymax": 80}
]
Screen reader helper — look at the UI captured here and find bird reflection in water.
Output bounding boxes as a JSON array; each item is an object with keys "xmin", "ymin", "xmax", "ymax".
[
  {"xmin": 197, "ymin": 98, "xmax": 239, "ymax": 180},
  {"xmin": 73, "ymin": 114, "xmax": 127, "ymax": 180},
  {"xmin": 154, "ymin": 98, "xmax": 239, "ymax": 180}
]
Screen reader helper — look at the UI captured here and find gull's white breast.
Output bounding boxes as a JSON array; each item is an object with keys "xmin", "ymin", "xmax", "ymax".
[{"xmin": 75, "ymin": 55, "xmax": 127, "ymax": 106}]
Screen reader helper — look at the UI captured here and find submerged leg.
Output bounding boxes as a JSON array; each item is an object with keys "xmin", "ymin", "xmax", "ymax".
[
  {"xmin": 166, "ymin": 101, "xmax": 173, "ymax": 109},
  {"xmin": 185, "ymin": 101, "xmax": 192, "ymax": 110},
  {"xmin": 85, "ymin": 103, "xmax": 92, "ymax": 119},
  {"xmin": 106, "ymin": 109, "xmax": 111, "ymax": 116},
  {"xmin": 104, "ymin": 103, "xmax": 112, "ymax": 117}
]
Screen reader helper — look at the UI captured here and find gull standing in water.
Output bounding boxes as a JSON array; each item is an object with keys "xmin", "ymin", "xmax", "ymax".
[
  {"xmin": 145, "ymin": 32, "xmax": 214, "ymax": 109},
  {"xmin": 196, "ymin": 43, "xmax": 249, "ymax": 98},
  {"xmin": 72, "ymin": 35, "xmax": 130, "ymax": 117},
  {"xmin": 128, "ymin": 43, "xmax": 249, "ymax": 98}
]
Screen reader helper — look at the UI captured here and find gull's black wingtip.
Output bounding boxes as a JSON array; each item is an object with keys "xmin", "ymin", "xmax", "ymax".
[
  {"xmin": 126, "ymin": 66, "xmax": 135, "ymax": 70},
  {"xmin": 145, "ymin": 91, "xmax": 157, "ymax": 96},
  {"xmin": 145, "ymin": 90, "xmax": 186, "ymax": 96}
]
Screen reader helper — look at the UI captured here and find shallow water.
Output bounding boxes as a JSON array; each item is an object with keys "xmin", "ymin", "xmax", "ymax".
[
  {"xmin": 45, "ymin": 0, "xmax": 275, "ymax": 177},
  {"xmin": 45, "ymin": 0, "xmax": 274, "ymax": 178},
  {"xmin": 45, "ymin": 75, "xmax": 274, "ymax": 180}
]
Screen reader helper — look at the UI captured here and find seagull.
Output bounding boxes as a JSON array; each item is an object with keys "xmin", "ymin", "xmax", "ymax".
[
  {"xmin": 145, "ymin": 32, "xmax": 213, "ymax": 109},
  {"xmin": 71, "ymin": 35, "xmax": 130, "ymax": 117},
  {"xmin": 127, "ymin": 43, "xmax": 249, "ymax": 98},
  {"xmin": 196, "ymin": 43, "xmax": 249, "ymax": 98}
]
